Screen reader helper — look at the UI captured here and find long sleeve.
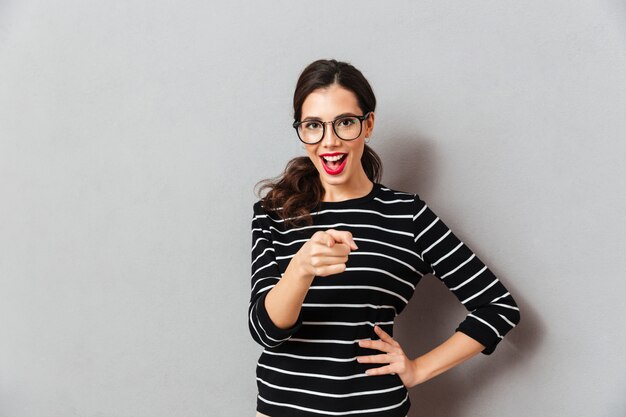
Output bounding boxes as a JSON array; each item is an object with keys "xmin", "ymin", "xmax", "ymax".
[
  {"xmin": 411, "ymin": 194, "xmax": 520, "ymax": 355},
  {"xmin": 248, "ymin": 201, "xmax": 302, "ymax": 348}
]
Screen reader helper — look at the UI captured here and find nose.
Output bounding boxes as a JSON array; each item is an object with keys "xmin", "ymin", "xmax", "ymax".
[{"xmin": 321, "ymin": 122, "xmax": 341, "ymax": 146}]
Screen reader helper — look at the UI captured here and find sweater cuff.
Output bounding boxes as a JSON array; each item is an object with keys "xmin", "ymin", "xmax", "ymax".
[
  {"xmin": 256, "ymin": 291, "xmax": 303, "ymax": 343},
  {"xmin": 455, "ymin": 320, "xmax": 500, "ymax": 355}
]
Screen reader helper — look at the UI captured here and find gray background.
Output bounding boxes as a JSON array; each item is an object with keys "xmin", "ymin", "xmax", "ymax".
[{"xmin": 1, "ymin": 1, "xmax": 625, "ymax": 416}]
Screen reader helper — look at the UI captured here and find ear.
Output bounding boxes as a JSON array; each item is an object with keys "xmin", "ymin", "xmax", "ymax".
[{"xmin": 365, "ymin": 112, "xmax": 375, "ymax": 137}]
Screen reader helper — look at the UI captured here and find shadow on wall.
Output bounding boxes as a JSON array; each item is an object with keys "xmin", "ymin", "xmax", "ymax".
[
  {"xmin": 381, "ymin": 136, "xmax": 543, "ymax": 417},
  {"xmin": 395, "ymin": 274, "xmax": 540, "ymax": 417}
]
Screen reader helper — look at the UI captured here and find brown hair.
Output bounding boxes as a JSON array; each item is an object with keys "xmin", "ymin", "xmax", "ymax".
[{"xmin": 254, "ymin": 59, "xmax": 383, "ymax": 228}]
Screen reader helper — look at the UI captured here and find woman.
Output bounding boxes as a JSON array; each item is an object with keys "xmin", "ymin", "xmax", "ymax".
[{"xmin": 248, "ymin": 59, "xmax": 520, "ymax": 417}]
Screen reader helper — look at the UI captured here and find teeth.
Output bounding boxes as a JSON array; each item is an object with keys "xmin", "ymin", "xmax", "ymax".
[{"xmin": 322, "ymin": 154, "xmax": 345, "ymax": 162}]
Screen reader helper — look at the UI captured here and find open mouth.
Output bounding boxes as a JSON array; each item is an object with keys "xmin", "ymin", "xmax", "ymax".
[{"xmin": 320, "ymin": 153, "xmax": 348, "ymax": 175}]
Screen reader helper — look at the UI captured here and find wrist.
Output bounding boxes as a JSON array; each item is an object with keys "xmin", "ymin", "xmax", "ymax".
[
  {"xmin": 410, "ymin": 356, "xmax": 434, "ymax": 387},
  {"xmin": 289, "ymin": 252, "xmax": 315, "ymax": 282}
]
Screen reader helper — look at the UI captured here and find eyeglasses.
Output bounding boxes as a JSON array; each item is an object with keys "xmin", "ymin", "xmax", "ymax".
[{"xmin": 292, "ymin": 112, "xmax": 372, "ymax": 144}]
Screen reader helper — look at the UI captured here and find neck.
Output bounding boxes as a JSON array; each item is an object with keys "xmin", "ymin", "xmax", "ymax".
[{"xmin": 321, "ymin": 174, "xmax": 374, "ymax": 203}]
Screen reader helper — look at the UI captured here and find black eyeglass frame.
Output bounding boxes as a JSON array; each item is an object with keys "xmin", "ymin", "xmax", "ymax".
[{"xmin": 292, "ymin": 111, "xmax": 372, "ymax": 144}]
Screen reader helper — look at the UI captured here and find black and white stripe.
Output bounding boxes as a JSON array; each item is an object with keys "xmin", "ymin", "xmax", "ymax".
[{"xmin": 248, "ymin": 182, "xmax": 520, "ymax": 417}]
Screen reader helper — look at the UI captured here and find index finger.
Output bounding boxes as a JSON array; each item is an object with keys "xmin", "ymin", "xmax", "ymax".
[
  {"xmin": 325, "ymin": 229, "xmax": 358, "ymax": 250},
  {"xmin": 374, "ymin": 325, "xmax": 400, "ymax": 348}
]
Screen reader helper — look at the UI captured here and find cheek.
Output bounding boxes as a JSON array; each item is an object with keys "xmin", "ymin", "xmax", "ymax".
[
  {"xmin": 305, "ymin": 147, "xmax": 320, "ymax": 164},
  {"xmin": 350, "ymin": 144, "xmax": 366, "ymax": 159}
]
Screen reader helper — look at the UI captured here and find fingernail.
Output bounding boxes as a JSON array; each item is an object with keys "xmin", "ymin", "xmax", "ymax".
[{"xmin": 351, "ymin": 239, "xmax": 358, "ymax": 249}]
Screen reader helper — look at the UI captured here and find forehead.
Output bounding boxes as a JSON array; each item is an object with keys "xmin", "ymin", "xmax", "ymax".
[{"xmin": 301, "ymin": 84, "xmax": 361, "ymax": 118}]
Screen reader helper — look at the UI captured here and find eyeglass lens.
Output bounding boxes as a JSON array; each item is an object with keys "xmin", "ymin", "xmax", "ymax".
[{"xmin": 298, "ymin": 116, "xmax": 363, "ymax": 144}]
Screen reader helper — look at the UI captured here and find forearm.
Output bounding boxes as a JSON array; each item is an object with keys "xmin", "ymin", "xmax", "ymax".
[
  {"xmin": 264, "ymin": 254, "xmax": 314, "ymax": 329},
  {"xmin": 411, "ymin": 331, "xmax": 485, "ymax": 386}
]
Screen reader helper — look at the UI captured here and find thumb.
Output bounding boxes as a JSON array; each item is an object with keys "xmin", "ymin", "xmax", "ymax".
[{"xmin": 323, "ymin": 231, "xmax": 337, "ymax": 248}]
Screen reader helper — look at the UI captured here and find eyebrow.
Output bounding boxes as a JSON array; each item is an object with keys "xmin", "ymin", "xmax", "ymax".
[{"xmin": 301, "ymin": 112, "xmax": 360, "ymax": 122}]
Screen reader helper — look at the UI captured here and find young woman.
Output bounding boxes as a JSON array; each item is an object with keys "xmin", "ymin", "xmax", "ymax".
[{"xmin": 248, "ymin": 59, "xmax": 520, "ymax": 417}]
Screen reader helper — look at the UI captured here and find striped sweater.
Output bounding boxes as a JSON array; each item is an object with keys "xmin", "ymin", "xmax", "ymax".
[{"xmin": 248, "ymin": 182, "xmax": 520, "ymax": 416}]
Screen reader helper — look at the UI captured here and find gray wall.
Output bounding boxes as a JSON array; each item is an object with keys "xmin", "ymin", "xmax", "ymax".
[{"xmin": 1, "ymin": 1, "xmax": 625, "ymax": 416}]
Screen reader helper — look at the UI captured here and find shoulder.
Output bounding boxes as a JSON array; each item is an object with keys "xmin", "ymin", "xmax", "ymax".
[
  {"xmin": 251, "ymin": 200, "xmax": 268, "ymax": 226},
  {"xmin": 376, "ymin": 183, "xmax": 416, "ymax": 199},
  {"xmin": 252, "ymin": 199, "xmax": 283, "ymax": 214},
  {"xmin": 252, "ymin": 199, "xmax": 264, "ymax": 214},
  {"xmin": 252, "ymin": 200, "xmax": 284, "ymax": 229},
  {"xmin": 375, "ymin": 183, "xmax": 426, "ymax": 206},
  {"xmin": 373, "ymin": 184, "xmax": 433, "ymax": 223}
]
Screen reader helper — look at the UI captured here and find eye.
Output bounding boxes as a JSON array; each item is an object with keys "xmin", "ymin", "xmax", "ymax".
[
  {"xmin": 304, "ymin": 121, "xmax": 321, "ymax": 130},
  {"xmin": 336, "ymin": 117, "xmax": 357, "ymax": 127}
]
